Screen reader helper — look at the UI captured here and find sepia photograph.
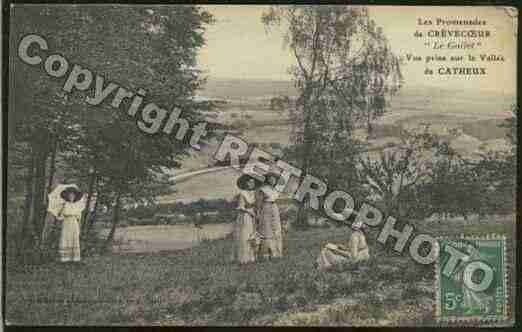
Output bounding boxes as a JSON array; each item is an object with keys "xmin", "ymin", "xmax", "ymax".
[{"xmin": 3, "ymin": 4, "xmax": 518, "ymax": 327}]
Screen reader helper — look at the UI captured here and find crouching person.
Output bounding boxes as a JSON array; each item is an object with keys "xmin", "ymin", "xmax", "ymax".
[{"xmin": 317, "ymin": 221, "xmax": 370, "ymax": 272}]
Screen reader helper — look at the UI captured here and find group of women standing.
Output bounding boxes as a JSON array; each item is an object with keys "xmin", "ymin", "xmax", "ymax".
[
  {"xmin": 234, "ymin": 172, "xmax": 286, "ymax": 264},
  {"xmin": 233, "ymin": 171, "xmax": 371, "ymax": 272},
  {"xmin": 47, "ymin": 175, "xmax": 371, "ymax": 273}
]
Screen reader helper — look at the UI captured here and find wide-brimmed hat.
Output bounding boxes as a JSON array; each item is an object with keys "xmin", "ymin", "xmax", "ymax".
[
  {"xmin": 264, "ymin": 172, "xmax": 281, "ymax": 186},
  {"xmin": 236, "ymin": 174, "xmax": 263, "ymax": 191},
  {"xmin": 60, "ymin": 186, "xmax": 83, "ymax": 202}
]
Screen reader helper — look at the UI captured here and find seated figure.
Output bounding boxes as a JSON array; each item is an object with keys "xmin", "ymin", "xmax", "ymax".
[{"xmin": 317, "ymin": 221, "xmax": 370, "ymax": 272}]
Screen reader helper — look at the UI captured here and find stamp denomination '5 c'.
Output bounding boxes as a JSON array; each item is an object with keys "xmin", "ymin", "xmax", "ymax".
[{"xmin": 436, "ymin": 235, "xmax": 507, "ymax": 323}]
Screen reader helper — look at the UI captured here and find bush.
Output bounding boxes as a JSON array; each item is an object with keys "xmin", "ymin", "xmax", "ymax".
[
  {"xmin": 123, "ymin": 199, "xmax": 237, "ymax": 226},
  {"xmin": 269, "ymin": 142, "xmax": 283, "ymax": 150},
  {"xmin": 125, "ymin": 206, "xmax": 155, "ymax": 220}
]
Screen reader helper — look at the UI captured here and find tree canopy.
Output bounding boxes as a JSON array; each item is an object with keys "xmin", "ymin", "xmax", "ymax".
[{"xmin": 9, "ymin": 5, "xmax": 214, "ymax": 254}]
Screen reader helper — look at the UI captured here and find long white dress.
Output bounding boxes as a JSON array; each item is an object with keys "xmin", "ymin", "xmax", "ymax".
[
  {"xmin": 57, "ymin": 203, "xmax": 83, "ymax": 262},
  {"xmin": 317, "ymin": 230, "xmax": 370, "ymax": 271},
  {"xmin": 235, "ymin": 190, "xmax": 257, "ymax": 264},
  {"xmin": 258, "ymin": 185, "xmax": 283, "ymax": 259}
]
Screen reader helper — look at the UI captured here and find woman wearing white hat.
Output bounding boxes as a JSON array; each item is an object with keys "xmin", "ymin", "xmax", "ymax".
[
  {"xmin": 49, "ymin": 185, "xmax": 86, "ymax": 263},
  {"xmin": 317, "ymin": 221, "xmax": 370, "ymax": 272}
]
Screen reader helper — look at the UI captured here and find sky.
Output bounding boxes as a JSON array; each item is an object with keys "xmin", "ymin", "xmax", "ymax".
[
  {"xmin": 198, "ymin": 5, "xmax": 294, "ymax": 81},
  {"xmin": 198, "ymin": 5, "xmax": 517, "ymax": 94}
]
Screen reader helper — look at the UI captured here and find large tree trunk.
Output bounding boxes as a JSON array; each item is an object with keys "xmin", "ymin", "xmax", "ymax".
[
  {"xmin": 85, "ymin": 191, "xmax": 100, "ymax": 236},
  {"xmin": 366, "ymin": 95, "xmax": 373, "ymax": 139},
  {"xmin": 105, "ymin": 192, "xmax": 121, "ymax": 250},
  {"xmin": 19, "ymin": 154, "xmax": 35, "ymax": 257},
  {"xmin": 295, "ymin": 154, "xmax": 311, "ymax": 228},
  {"xmin": 47, "ymin": 138, "xmax": 58, "ymax": 193},
  {"xmin": 295, "ymin": 134, "xmax": 312, "ymax": 228},
  {"xmin": 30, "ymin": 149, "xmax": 48, "ymax": 243},
  {"xmin": 296, "ymin": 201, "xmax": 311, "ymax": 229},
  {"xmin": 294, "ymin": 84, "xmax": 314, "ymax": 229},
  {"xmin": 81, "ymin": 171, "xmax": 97, "ymax": 234},
  {"xmin": 39, "ymin": 138, "xmax": 58, "ymax": 246}
]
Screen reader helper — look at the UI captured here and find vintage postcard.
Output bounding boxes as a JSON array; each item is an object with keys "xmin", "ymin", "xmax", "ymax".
[{"xmin": 3, "ymin": 4, "xmax": 517, "ymax": 327}]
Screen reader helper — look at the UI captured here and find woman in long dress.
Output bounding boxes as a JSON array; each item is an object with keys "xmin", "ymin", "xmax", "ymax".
[
  {"xmin": 257, "ymin": 172, "xmax": 284, "ymax": 260},
  {"xmin": 317, "ymin": 221, "xmax": 370, "ymax": 271},
  {"xmin": 234, "ymin": 174, "xmax": 261, "ymax": 264},
  {"xmin": 56, "ymin": 187, "xmax": 85, "ymax": 263}
]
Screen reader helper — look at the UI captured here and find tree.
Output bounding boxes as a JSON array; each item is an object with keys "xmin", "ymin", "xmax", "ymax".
[
  {"xmin": 9, "ymin": 5, "xmax": 213, "ymax": 256},
  {"xmin": 391, "ymin": 108, "xmax": 517, "ymax": 223},
  {"xmin": 270, "ymin": 95, "xmax": 291, "ymax": 113},
  {"xmin": 467, "ymin": 106, "xmax": 517, "ymax": 218},
  {"xmin": 262, "ymin": 6, "xmax": 402, "ymax": 227},
  {"xmin": 358, "ymin": 126, "xmax": 435, "ymax": 218}
]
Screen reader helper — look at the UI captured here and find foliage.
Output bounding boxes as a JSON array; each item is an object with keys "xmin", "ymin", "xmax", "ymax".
[
  {"xmin": 359, "ymin": 110, "xmax": 517, "ymax": 221},
  {"xmin": 9, "ymin": 5, "xmax": 214, "ymax": 256},
  {"xmin": 270, "ymin": 95, "xmax": 291, "ymax": 113},
  {"xmin": 262, "ymin": 6, "xmax": 402, "ymax": 227},
  {"xmin": 358, "ymin": 126, "xmax": 436, "ymax": 217},
  {"xmin": 123, "ymin": 198, "xmax": 237, "ymax": 225}
]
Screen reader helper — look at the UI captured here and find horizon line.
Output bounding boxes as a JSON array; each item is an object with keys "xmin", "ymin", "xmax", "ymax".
[{"xmin": 202, "ymin": 77, "xmax": 516, "ymax": 95}]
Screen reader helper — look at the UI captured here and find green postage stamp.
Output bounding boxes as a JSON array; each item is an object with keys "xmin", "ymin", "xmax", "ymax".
[{"xmin": 436, "ymin": 235, "xmax": 508, "ymax": 323}]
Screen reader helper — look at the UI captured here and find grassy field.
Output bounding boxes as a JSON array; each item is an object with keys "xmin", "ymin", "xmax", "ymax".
[{"xmin": 5, "ymin": 215, "xmax": 515, "ymax": 326}]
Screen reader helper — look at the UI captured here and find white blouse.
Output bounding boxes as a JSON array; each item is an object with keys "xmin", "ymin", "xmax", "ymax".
[
  {"xmin": 237, "ymin": 190, "xmax": 256, "ymax": 215},
  {"xmin": 58, "ymin": 202, "xmax": 84, "ymax": 221},
  {"xmin": 260, "ymin": 185, "xmax": 280, "ymax": 202}
]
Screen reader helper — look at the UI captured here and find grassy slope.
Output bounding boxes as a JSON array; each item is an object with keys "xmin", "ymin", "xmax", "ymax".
[{"xmin": 5, "ymin": 215, "xmax": 515, "ymax": 326}]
